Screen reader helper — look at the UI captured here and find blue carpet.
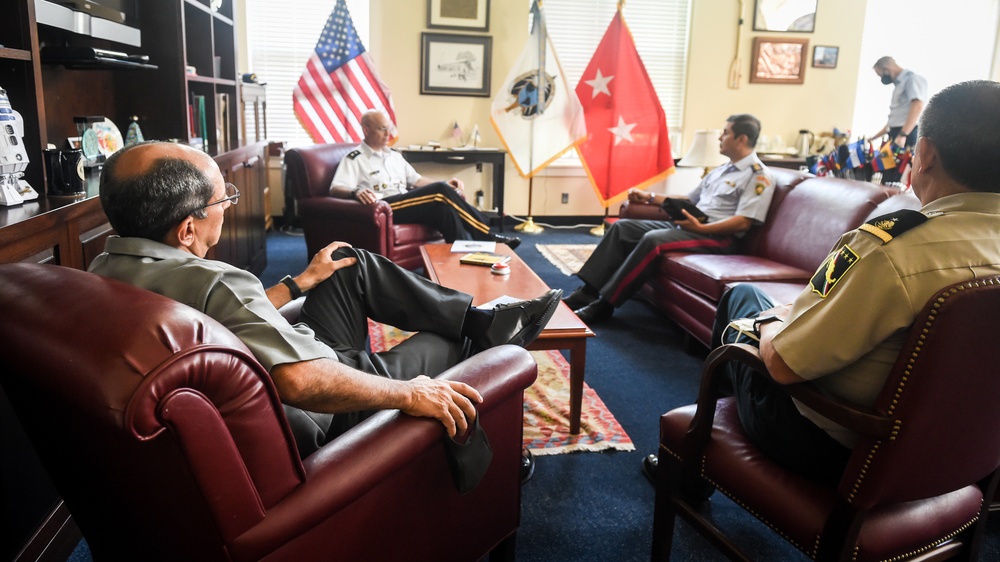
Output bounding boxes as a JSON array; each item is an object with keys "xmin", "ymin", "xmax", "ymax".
[{"xmin": 66, "ymin": 225, "xmax": 1000, "ymax": 562}]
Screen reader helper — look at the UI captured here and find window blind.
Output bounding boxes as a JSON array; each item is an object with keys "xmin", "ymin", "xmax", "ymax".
[
  {"xmin": 542, "ymin": 0, "xmax": 692, "ymax": 141},
  {"xmin": 244, "ymin": 0, "xmax": 369, "ymax": 148}
]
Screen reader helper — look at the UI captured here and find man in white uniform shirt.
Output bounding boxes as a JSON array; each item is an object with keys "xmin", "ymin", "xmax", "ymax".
[
  {"xmin": 565, "ymin": 114, "xmax": 776, "ymax": 324},
  {"xmin": 330, "ymin": 110, "xmax": 520, "ymax": 249}
]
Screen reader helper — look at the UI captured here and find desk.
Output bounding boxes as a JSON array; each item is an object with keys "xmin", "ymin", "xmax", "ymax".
[
  {"xmin": 400, "ymin": 149, "xmax": 507, "ymax": 230},
  {"xmin": 759, "ymin": 154, "xmax": 807, "ymax": 170}
]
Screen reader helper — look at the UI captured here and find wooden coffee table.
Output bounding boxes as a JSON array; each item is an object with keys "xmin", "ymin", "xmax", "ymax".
[{"xmin": 421, "ymin": 243, "xmax": 595, "ymax": 434}]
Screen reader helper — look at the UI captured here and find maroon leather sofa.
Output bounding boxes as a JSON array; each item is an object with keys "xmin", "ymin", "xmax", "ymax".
[
  {"xmin": 284, "ymin": 143, "xmax": 444, "ymax": 270},
  {"xmin": 0, "ymin": 263, "xmax": 535, "ymax": 562},
  {"xmin": 620, "ymin": 169, "xmax": 922, "ymax": 348}
]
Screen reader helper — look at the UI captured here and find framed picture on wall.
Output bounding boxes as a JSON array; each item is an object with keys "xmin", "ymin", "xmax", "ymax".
[
  {"xmin": 753, "ymin": 0, "xmax": 817, "ymax": 32},
  {"xmin": 420, "ymin": 33, "xmax": 492, "ymax": 97},
  {"xmin": 812, "ymin": 45, "xmax": 839, "ymax": 69},
  {"xmin": 427, "ymin": 0, "xmax": 490, "ymax": 32},
  {"xmin": 749, "ymin": 37, "xmax": 808, "ymax": 84}
]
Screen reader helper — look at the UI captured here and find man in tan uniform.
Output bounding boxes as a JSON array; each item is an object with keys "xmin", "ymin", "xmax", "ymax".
[{"xmin": 644, "ymin": 80, "xmax": 1000, "ymax": 483}]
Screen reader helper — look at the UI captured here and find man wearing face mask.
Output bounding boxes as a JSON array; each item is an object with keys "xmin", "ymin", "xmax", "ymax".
[{"xmin": 872, "ymin": 57, "xmax": 927, "ymax": 148}]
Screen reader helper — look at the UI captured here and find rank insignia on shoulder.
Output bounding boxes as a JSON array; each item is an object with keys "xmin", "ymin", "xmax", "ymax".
[
  {"xmin": 751, "ymin": 162, "xmax": 763, "ymax": 172},
  {"xmin": 858, "ymin": 209, "xmax": 928, "ymax": 244},
  {"xmin": 810, "ymin": 245, "xmax": 859, "ymax": 298},
  {"xmin": 346, "ymin": 150, "xmax": 361, "ymax": 160}
]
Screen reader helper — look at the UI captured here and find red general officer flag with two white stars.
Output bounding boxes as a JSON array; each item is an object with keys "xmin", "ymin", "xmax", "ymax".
[{"xmin": 575, "ymin": 10, "xmax": 674, "ymax": 207}]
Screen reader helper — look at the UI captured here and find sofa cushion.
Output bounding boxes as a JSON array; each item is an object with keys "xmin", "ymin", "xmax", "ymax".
[
  {"xmin": 725, "ymin": 280, "xmax": 808, "ymax": 308},
  {"xmin": 742, "ymin": 177, "xmax": 894, "ymax": 274},
  {"xmin": 864, "ymin": 190, "xmax": 922, "ymax": 221},
  {"xmin": 664, "ymin": 253, "xmax": 812, "ymax": 302},
  {"xmin": 393, "ymin": 223, "xmax": 441, "ymax": 246}
]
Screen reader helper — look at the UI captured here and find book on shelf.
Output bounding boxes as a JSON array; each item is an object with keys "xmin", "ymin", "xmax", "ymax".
[
  {"xmin": 459, "ymin": 252, "xmax": 510, "ymax": 267},
  {"xmin": 215, "ymin": 92, "xmax": 230, "ymax": 153}
]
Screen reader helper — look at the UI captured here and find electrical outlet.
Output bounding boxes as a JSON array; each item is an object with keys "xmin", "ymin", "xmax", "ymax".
[{"xmin": 561, "ymin": 193, "xmax": 569, "ymax": 204}]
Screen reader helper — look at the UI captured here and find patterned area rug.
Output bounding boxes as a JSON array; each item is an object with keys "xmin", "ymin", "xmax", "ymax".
[
  {"xmin": 536, "ymin": 244, "xmax": 597, "ymax": 275},
  {"xmin": 368, "ymin": 320, "xmax": 634, "ymax": 456}
]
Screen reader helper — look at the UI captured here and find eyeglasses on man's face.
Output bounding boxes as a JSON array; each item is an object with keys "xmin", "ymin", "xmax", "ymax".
[{"xmin": 202, "ymin": 183, "xmax": 240, "ymax": 209}]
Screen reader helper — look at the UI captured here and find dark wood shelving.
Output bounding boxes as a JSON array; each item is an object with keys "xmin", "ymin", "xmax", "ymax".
[
  {"xmin": 1, "ymin": 1, "xmax": 269, "ymax": 560},
  {"xmin": 186, "ymin": 74, "xmax": 237, "ymax": 86},
  {"xmin": 0, "ymin": 47, "xmax": 33, "ymax": 61}
]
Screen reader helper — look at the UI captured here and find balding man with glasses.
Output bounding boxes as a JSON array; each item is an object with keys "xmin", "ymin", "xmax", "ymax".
[{"xmin": 89, "ymin": 141, "xmax": 560, "ymax": 458}]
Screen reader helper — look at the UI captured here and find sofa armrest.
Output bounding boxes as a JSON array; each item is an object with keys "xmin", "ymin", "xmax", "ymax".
[
  {"xmin": 620, "ymin": 200, "xmax": 672, "ymax": 221},
  {"xmin": 228, "ymin": 345, "xmax": 537, "ymax": 560},
  {"xmin": 299, "ymin": 197, "xmax": 393, "ymax": 227},
  {"xmin": 298, "ymin": 197, "xmax": 395, "ymax": 258}
]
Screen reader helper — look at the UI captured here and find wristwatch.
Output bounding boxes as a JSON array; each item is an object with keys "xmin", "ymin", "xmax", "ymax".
[
  {"xmin": 280, "ymin": 275, "xmax": 302, "ymax": 300},
  {"xmin": 752, "ymin": 314, "xmax": 783, "ymax": 335}
]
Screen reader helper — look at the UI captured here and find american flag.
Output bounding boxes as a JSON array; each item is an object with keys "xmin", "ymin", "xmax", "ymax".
[{"xmin": 293, "ymin": 0, "xmax": 395, "ymax": 143}]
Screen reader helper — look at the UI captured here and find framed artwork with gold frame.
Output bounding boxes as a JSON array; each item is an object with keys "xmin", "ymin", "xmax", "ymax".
[
  {"xmin": 427, "ymin": 0, "xmax": 490, "ymax": 32},
  {"xmin": 750, "ymin": 37, "xmax": 808, "ymax": 84},
  {"xmin": 753, "ymin": 0, "xmax": 817, "ymax": 32}
]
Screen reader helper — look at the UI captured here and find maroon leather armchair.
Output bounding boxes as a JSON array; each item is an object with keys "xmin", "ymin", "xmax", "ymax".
[
  {"xmin": 284, "ymin": 143, "xmax": 443, "ymax": 270},
  {"xmin": 651, "ymin": 276, "xmax": 1000, "ymax": 561},
  {"xmin": 0, "ymin": 263, "xmax": 535, "ymax": 562}
]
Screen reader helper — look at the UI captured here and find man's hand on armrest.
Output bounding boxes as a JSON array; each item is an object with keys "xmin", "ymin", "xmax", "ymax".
[
  {"xmin": 271, "ymin": 359, "xmax": 483, "ymax": 437},
  {"xmin": 331, "ymin": 184, "xmax": 379, "ymax": 205},
  {"xmin": 757, "ymin": 304, "xmax": 806, "ymax": 385}
]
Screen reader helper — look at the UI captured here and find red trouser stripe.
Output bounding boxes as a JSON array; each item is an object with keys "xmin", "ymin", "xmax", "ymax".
[{"xmin": 608, "ymin": 237, "xmax": 733, "ymax": 304}]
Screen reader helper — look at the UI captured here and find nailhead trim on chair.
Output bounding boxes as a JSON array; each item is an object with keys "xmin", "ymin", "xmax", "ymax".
[
  {"xmin": 664, "ymin": 277, "xmax": 1000, "ymax": 561},
  {"xmin": 697, "ymin": 456, "xmax": 820, "ymax": 558},
  {"xmin": 663, "ymin": 441, "xmax": 820, "ymax": 556},
  {"xmin": 863, "ymin": 512, "xmax": 979, "ymax": 562},
  {"xmin": 847, "ymin": 280, "xmax": 998, "ymax": 504}
]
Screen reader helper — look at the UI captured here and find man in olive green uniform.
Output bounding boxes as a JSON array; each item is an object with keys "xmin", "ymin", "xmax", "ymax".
[{"xmin": 643, "ymin": 80, "xmax": 1000, "ymax": 483}]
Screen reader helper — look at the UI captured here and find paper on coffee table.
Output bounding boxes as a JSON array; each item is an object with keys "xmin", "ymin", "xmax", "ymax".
[{"xmin": 451, "ymin": 240, "xmax": 497, "ymax": 252}]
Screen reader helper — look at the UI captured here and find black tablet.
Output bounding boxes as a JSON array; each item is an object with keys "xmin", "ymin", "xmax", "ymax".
[{"xmin": 661, "ymin": 198, "xmax": 709, "ymax": 223}]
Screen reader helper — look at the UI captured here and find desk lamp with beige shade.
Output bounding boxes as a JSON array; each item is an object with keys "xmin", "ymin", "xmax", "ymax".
[{"xmin": 678, "ymin": 129, "xmax": 729, "ymax": 177}]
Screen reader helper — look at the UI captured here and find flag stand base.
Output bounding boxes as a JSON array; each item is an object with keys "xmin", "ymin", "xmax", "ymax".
[
  {"xmin": 515, "ymin": 217, "xmax": 544, "ymax": 234},
  {"xmin": 589, "ymin": 223, "xmax": 606, "ymax": 236}
]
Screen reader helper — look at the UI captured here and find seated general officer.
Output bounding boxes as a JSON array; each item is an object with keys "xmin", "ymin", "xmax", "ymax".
[
  {"xmin": 644, "ymin": 80, "xmax": 1000, "ymax": 483},
  {"xmin": 330, "ymin": 110, "xmax": 520, "ymax": 249},
  {"xmin": 90, "ymin": 141, "xmax": 561, "ymax": 458}
]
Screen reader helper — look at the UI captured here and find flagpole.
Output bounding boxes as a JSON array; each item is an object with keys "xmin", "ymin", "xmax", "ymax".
[
  {"xmin": 590, "ymin": 208, "xmax": 608, "ymax": 236},
  {"xmin": 516, "ymin": 177, "xmax": 544, "ymax": 233},
  {"xmin": 516, "ymin": 0, "xmax": 546, "ymax": 234},
  {"xmin": 588, "ymin": 0, "xmax": 617, "ymax": 236}
]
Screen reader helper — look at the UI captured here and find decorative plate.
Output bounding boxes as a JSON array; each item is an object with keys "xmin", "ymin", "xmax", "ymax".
[
  {"xmin": 93, "ymin": 119, "xmax": 124, "ymax": 157},
  {"xmin": 81, "ymin": 129, "xmax": 101, "ymax": 159}
]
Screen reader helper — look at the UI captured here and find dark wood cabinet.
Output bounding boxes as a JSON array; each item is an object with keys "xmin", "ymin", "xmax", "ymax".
[
  {"xmin": 1, "ymin": 1, "xmax": 267, "ymax": 560},
  {"xmin": 210, "ymin": 142, "xmax": 268, "ymax": 273}
]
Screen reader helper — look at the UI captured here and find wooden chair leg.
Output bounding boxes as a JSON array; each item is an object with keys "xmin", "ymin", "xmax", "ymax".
[{"xmin": 651, "ymin": 454, "xmax": 680, "ymax": 561}]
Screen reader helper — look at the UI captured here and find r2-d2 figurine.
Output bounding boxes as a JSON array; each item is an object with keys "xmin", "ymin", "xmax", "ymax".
[{"xmin": 0, "ymin": 86, "xmax": 39, "ymax": 206}]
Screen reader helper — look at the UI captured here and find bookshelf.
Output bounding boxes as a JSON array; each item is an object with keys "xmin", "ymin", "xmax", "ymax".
[{"xmin": 1, "ymin": 1, "xmax": 270, "ymax": 559}]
